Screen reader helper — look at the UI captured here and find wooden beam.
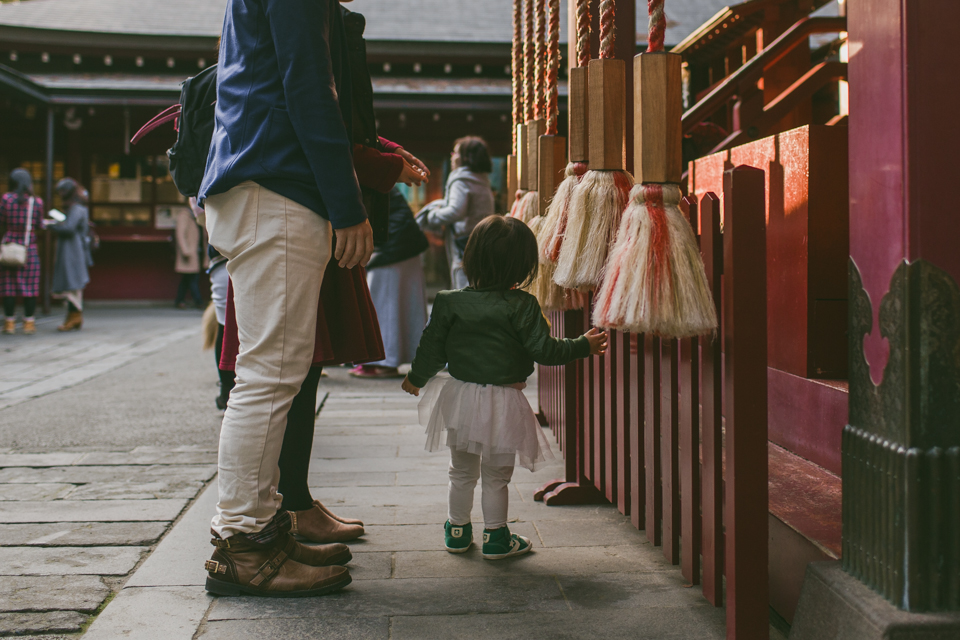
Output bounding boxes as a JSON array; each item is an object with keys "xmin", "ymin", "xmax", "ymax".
[
  {"xmin": 538, "ymin": 135, "xmax": 567, "ymax": 216},
  {"xmin": 588, "ymin": 58, "xmax": 626, "ymax": 171},
  {"xmin": 634, "ymin": 52, "xmax": 683, "ymax": 184}
]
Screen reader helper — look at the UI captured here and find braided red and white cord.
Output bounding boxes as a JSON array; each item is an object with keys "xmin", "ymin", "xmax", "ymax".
[
  {"xmin": 546, "ymin": 0, "xmax": 560, "ymax": 134},
  {"xmin": 512, "ymin": 0, "xmax": 523, "ymax": 153},
  {"xmin": 524, "ymin": 0, "xmax": 535, "ymax": 122},
  {"xmin": 576, "ymin": 0, "xmax": 591, "ymax": 67},
  {"xmin": 599, "ymin": 0, "xmax": 616, "ymax": 60},
  {"xmin": 647, "ymin": 0, "xmax": 666, "ymax": 53},
  {"xmin": 535, "ymin": 0, "xmax": 546, "ymax": 121}
]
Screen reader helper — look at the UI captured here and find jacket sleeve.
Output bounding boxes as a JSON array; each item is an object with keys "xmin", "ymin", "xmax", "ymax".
[
  {"xmin": 379, "ymin": 137, "xmax": 403, "ymax": 154},
  {"xmin": 423, "ymin": 179, "xmax": 470, "ymax": 229},
  {"xmin": 407, "ymin": 294, "xmax": 453, "ymax": 388},
  {"xmin": 49, "ymin": 204, "xmax": 84, "ymax": 238},
  {"xmin": 263, "ymin": 0, "xmax": 366, "ymax": 230},
  {"xmin": 517, "ymin": 295, "xmax": 591, "ymax": 366},
  {"xmin": 353, "ymin": 144, "xmax": 404, "ymax": 193}
]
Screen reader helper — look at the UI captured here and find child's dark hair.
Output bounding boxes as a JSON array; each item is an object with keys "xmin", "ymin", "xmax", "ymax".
[
  {"xmin": 462, "ymin": 215, "xmax": 539, "ymax": 290},
  {"xmin": 452, "ymin": 136, "xmax": 493, "ymax": 174}
]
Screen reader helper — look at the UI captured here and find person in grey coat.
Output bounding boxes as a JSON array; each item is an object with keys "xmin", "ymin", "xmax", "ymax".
[
  {"xmin": 416, "ymin": 136, "xmax": 495, "ymax": 289},
  {"xmin": 49, "ymin": 178, "xmax": 90, "ymax": 332}
]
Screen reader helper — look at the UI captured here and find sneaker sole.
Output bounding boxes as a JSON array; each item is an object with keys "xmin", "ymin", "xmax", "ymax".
[
  {"xmin": 482, "ymin": 545, "xmax": 532, "ymax": 560},
  {"xmin": 445, "ymin": 542, "xmax": 472, "ymax": 553},
  {"xmin": 204, "ymin": 574, "xmax": 352, "ymax": 598}
]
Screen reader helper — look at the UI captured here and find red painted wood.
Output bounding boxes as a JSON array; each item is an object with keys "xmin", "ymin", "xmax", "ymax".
[
  {"xmin": 630, "ymin": 333, "xmax": 645, "ymax": 530},
  {"xmin": 680, "ymin": 195, "xmax": 702, "ymax": 586},
  {"xmin": 661, "ymin": 338, "xmax": 680, "ymax": 565},
  {"xmin": 700, "ymin": 192, "xmax": 724, "ymax": 607},
  {"xmin": 644, "ymin": 334, "xmax": 662, "ymax": 546},
  {"xmin": 592, "ymin": 298, "xmax": 605, "ymax": 495},
  {"xmin": 723, "ymin": 165, "xmax": 768, "ymax": 640},
  {"xmin": 604, "ymin": 330, "xmax": 618, "ymax": 505},
  {"xmin": 583, "ymin": 306, "xmax": 593, "ymax": 482},
  {"xmin": 616, "ymin": 330, "xmax": 632, "ymax": 516}
]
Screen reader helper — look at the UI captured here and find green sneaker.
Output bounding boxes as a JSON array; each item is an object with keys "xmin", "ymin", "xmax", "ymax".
[
  {"xmin": 444, "ymin": 521, "xmax": 473, "ymax": 553},
  {"xmin": 481, "ymin": 526, "xmax": 531, "ymax": 560}
]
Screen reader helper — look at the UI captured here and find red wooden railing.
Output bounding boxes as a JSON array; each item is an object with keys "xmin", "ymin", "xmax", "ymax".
[{"xmin": 538, "ymin": 165, "xmax": 768, "ymax": 639}]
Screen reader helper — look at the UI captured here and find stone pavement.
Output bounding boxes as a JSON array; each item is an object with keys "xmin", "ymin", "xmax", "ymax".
[
  {"xmin": 0, "ymin": 306, "xmax": 219, "ymax": 637},
  {"xmin": 84, "ymin": 367, "xmax": 765, "ymax": 640}
]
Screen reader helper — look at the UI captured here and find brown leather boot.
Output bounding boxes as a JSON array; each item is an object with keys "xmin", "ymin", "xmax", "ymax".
[
  {"xmin": 21, "ymin": 319, "xmax": 35, "ymax": 335},
  {"xmin": 290, "ymin": 502, "xmax": 364, "ymax": 543},
  {"xmin": 278, "ymin": 531, "xmax": 352, "ymax": 567},
  {"xmin": 204, "ymin": 531, "xmax": 351, "ymax": 597},
  {"xmin": 2, "ymin": 318, "xmax": 13, "ymax": 335},
  {"xmin": 315, "ymin": 500, "xmax": 364, "ymax": 527},
  {"xmin": 57, "ymin": 311, "xmax": 82, "ymax": 332}
]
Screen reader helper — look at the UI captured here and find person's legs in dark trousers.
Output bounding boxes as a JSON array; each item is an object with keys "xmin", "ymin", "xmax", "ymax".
[
  {"xmin": 188, "ymin": 274, "xmax": 202, "ymax": 306},
  {"xmin": 215, "ymin": 323, "xmax": 236, "ymax": 410},
  {"xmin": 175, "ymin": 274, "xmax": 190, "ymax": 306},
  {"xmin": 2, "ymin": 297, "xmax": 14, "ymax": 318},
  {"xmin": 67, "ymin": 301, "xmax": 80, "ymax": 314},
  {"xmin": 278, "ymin": 366, "xmax": 323, "ymax": 511},
  {"xmin": 23, "ymin": 297, "xmax": 36, "ymax": 318}
]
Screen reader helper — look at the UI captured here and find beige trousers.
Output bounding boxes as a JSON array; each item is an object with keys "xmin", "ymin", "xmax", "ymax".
[{"xmin": 204, "ymin": 182, "xmax": 332, "ymax": 538}]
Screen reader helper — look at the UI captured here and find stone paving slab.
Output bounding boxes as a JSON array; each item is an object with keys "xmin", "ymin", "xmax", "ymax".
[
  {"xmin": 388, "ymin": 608, "xmax": 727, "ymax": 640},
  {"xmin": 83, "ymin": 586, "xmax": 213, "ymax": 640},
  {"xmin": 77, "ymin": 450, "xmax": 217, "ymax": 466},
  {"xmin": 312, "ymin": 445, "xmax": 401, "ymax": 459},
  {"xmin": 0, "ymin": 545, "xmax": 146, "ymax": 576},
  {"xmin": 0, "ymin": 464, "xmax": 217, "ymax": 484},
  {"xmin": 0, "ymin": 575, "xmax": 109, "ymax": 612},
  {"xmin": 0, "ymin": 499, "xmax": 188, "ymax": 523},
  {"xmin": 0, "ymin": 521, "xmax": 168, "ymax": 546},
  {"xmin": 0, "ymin": 453, "xmax": 86, "ymax": 468},
  {"xmin": 0, "ymin": 483, "xmax": 75, "ymax": 501},
  {"xmin": 306, "ymin": 471, "xmax": 397, "ymax": 487},
  {"xmin": 65, "ymin": 479, "xmax": 206, "ymax": 500},
  {"xmin": 207, "ymin": 575, "xmax": 569, "ymax": 620},
  {"xmin": 198, "ymin": 616, "xmax": 389, "ymax": 640},
  {"xmin": 0, "ymin": 610, "xmax": 87, "ymax": 636}
]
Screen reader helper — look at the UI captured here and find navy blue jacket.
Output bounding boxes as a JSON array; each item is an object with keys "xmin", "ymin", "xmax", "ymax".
[{"xmin": 199, "ymin": 0, "xmax": 366, "ymax": 230}]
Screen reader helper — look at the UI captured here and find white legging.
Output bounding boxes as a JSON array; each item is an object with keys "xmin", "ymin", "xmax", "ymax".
[{"xmin": 448, "ymin": 448, "xmax": 515, "ymax": 530}]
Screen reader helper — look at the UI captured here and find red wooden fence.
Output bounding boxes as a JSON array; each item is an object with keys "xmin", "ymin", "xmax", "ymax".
[{"xmin": 537, "ymin": 165, "xmax": 768, "ymax": 639}]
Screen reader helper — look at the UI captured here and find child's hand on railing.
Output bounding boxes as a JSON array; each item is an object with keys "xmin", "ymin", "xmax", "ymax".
[
  {"xmin": 585, "ymin": 327, "xmax": 609, "ymax": 356},
  {"xmin": 401, "ymin": 375, "xmax": 421, "ymax": 397}
]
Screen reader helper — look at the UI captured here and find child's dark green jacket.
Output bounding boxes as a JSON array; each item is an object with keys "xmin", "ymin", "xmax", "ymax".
[{"xmin": 407, "ymin": 288, "xmax": 591, "ymax": 388}]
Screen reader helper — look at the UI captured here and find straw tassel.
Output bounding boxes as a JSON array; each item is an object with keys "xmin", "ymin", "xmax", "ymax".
[
  {"xmin": 593, "ymin": 183, "xmax": 717, "ymax": 337},
  {"xmin": 553, "ymin": 169, "xmax": 634, "ymax": 290},
  {"xmin": 511, "ymin": 190, "xmax": 540, "ymax": 223},
  {"xmin": 540, "ymin": 162, "xmax": 589, "ymax": 264}
]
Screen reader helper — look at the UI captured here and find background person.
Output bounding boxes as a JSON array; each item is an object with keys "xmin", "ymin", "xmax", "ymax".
[
  {"xmin": 49, "ymin": 178, "xmax": 90, "ymax": 332},
  {"xmin": 174, "ymin": 206, "xmax": 204, "ymax": 309},
  {"xmin": 416, "ymin": 136, "xmax": 495, "ymax": 289},
  {"xmin": 1, "ymin": 168, "xmax": 44, "ymax": 336},
  {"xmin": 352, "ymin": 188, "xmax": 429, "ymax": 378}
]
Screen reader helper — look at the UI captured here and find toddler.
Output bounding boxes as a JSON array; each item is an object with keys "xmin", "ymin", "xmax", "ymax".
[{"xmin": 402, "ymin": 215, "xmax": 607, "ymax": 559}]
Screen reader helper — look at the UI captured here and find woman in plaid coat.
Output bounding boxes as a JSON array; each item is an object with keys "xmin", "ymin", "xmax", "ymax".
[{"xmin": 1, "ymin": 169, "xmax": 44, "ymax": 335}]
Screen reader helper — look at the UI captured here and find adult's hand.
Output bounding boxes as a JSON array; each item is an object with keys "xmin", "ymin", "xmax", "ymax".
[
  {"xmin": 334, "ymin": 219, "xmax": 374, "ymax": 269},
  {"xmin": 399, "ymin": 161, "xmax": 426, "ymax": 187},
  {"xmin": 397, "ymin": 148, "xmax": 430, "ymax": 178}
]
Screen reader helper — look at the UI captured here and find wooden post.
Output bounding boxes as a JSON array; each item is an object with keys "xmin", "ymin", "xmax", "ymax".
[
  {"xmin": 700, "ymin": 192, "xmax": 723, "ymax": 606},
  {"xmin": 517, "ymin": 123, "xmax": 530, "ymax": 191},
  {"xmin": 723, "ymin": 165, "xmax": 768, "ymax": 640},
  {"xmin": 629, "ymin": 333, "xmax": 644, "ymax": 528},
  {"xmin": 633, "ymin": 52, "xmax": 683, "ymax": 184},
  {"xmin": 569, "ymin": 66, "xmax": 590, "ymax": 163},
  {"xmin": 526, "ymin": 119, "xmax": 546, "ymax": 190},
  {"xmin": 644, "ymin": 334, "xmax": 662, "ymax": 546},
  {"xmin": 661, "ymin": 338, "xmax": 680, "ymax": 564},
  {"xmin": 679, "ymin": 195, "xmax": 702, "ymax": 586},
  {"xmin": 587, "ymin": 58, "xmax": 626, "ymax": 171},
  {"xmin": 603, "ymin": 329, "xmax": 618, "ymax": 504},
  {"xmin": 538, "ymin": 135, "xmax": 566, "ymax": 215}
]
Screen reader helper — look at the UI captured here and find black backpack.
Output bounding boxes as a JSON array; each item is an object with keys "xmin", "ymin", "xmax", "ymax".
[{"xmin": 130, "ymin": 65, "xmax": 218, "ymax": 198}]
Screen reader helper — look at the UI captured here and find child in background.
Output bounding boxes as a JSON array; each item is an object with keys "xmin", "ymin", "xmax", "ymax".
[{"xmin": 402, "ymin": 215, "xmax": 607, "ymax": 559}]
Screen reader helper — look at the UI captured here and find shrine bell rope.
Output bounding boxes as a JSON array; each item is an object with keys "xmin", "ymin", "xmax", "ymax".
[
  {"xmin": 512, "ymin": 0, "xmax": 523, "ymax": 155},
  {"xmin": 554, "ymin": 0, "xmax": 635, "ymax": 292},
  {"xmin": 593, "ymin": 0, "xmax": 718, "ymax": 337},
  {"xmin": 511, "ymin": 0, "xmax": 546, "ymax": 222}
]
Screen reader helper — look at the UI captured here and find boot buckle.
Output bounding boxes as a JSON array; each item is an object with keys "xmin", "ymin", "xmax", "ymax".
[
  {"xmin": 205, "ymin": 560, "xmax": 227, "ymax": 574},
  {"xmin": 211, "ymin": 537, "xmax": 231, "ymax": 549}
]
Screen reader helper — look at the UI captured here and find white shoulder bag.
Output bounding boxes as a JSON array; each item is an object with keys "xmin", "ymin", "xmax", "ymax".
[{"xmin": 0, "ymin": 197, "xmax": 34, "ymax": 268}]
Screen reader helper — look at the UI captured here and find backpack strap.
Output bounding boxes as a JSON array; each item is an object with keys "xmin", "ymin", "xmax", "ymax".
[
  {"xmin": 24, "ymin": 197, "xmax": 34, "ymax": 247},
  {"xmin": 130, "ymin": 104, "xmax": 181, "ymax": 145}
]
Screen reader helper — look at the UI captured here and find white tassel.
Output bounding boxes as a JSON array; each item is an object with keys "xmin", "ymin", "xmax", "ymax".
[
  {"xmin": 554, "ymin": 170, "xmax": 634, "ymax": 290},
  {"xmin": 539, "ymin": 162, "xmax": 588, "ymax": 265},
  {"xmin": 594, "ymin": 183, "xmax": 717, "ymax": 338},
  {"xmin": 511, "ymin": 191, "xmax": 539, "ymax": 223}
]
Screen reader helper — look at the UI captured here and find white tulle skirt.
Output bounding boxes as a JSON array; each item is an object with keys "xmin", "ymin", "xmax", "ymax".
[{"xmin": 419, "ymin": 375, "xmax": 555, "ymax": 471}]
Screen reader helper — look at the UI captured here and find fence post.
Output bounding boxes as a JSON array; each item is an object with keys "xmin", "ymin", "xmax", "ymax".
[
  {"xmin": 644, "ymin": 334, "xmax": 662, "ymax": 546},
  {"xmin": 700, "ymin": 192, "xmax": 724, "ymax": 606},
  {"xmin": 680, "ymin": 195, "xmax": 702, "ymax": 586},
  {"xmin": 723, "ymin": 165, "xmax": 768, "ymax": 639},
  {"xmin": 662, "ymin": 338, "xmax": 680, "ymax": 564}
]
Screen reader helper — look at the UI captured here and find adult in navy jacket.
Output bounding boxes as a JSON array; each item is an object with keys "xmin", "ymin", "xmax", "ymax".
[{"xmin": 200, "ymin": 0, "xmax": 366, "ymax": 599}]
